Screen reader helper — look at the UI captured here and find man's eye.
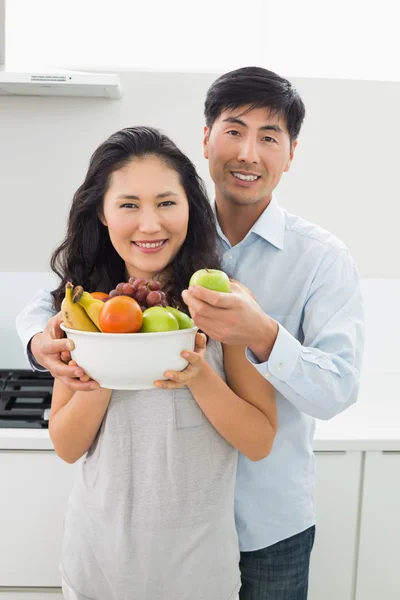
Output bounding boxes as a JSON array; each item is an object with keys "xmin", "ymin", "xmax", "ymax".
[
  {"xmin": 263, "ymin": 136, "xmax": 276, "ymax": 143},
  {"xmin": 227, "ymin": 130, "xmax": 240, "ymax": 136}
]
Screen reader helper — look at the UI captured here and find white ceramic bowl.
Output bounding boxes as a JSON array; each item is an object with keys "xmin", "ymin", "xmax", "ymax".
[{"xmin": 60, "ymin": 323, "xmax": 198, "ymax": 390}]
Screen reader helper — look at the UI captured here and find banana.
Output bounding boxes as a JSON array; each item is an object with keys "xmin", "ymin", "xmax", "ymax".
[
  {"xmin": 61, "ymin": 282, "xmax": 99, "ymax": 332},
  {"xmin": 73, "ymin": 286, "xmax": 104, "ymax": 331}
]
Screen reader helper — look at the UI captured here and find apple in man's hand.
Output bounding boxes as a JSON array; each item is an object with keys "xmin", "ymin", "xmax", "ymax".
[{"xmin": 189, "ymin": 269, "xmax": 231, "ymax": 293}]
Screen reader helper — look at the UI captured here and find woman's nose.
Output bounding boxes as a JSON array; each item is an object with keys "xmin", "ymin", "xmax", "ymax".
[{"xmin": 137, "ymin": 212, "xmax": 162, "ymax": 234}]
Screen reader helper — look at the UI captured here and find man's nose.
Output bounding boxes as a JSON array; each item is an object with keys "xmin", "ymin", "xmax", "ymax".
[{"xmin": 237, "ymin": 138, "xmax": 260, "ymax": 164}]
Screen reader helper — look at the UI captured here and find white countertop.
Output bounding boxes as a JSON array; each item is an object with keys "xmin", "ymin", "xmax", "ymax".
[
  {"xmin": 1, "ymin": 376, "xmax": 399, "ymax": 452},
  {"xmin": 313, "ymin": 375, "xmax": 400, "ymax": 451}
]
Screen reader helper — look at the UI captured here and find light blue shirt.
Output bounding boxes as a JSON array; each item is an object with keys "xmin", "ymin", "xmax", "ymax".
[
  {"xmin": 15, "ymin": 196, "xmax": 364, "ymax": 551},
  {"xmin": 216, "ymin": 196, "xmax": 364, "ymax": 550}
]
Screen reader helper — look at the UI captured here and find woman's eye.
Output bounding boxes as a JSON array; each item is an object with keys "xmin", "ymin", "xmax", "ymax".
[
  {"xmin": 158, "ymin": 201, "xmax": 176, "ymax": 207},
  {"xmin": 121, "ymin": 203, "xmax": 138, "ymax": 209}
]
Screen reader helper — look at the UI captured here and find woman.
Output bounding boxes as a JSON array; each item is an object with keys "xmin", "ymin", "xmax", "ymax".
[{"xmin": 49, "ymin": 126, "xmax": 277, "ymax": 600}]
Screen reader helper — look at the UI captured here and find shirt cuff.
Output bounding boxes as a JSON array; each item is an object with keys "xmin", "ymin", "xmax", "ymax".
[
  {"xmin": 246, "ymin": 323, "xmax": 302, "ymax": 382},
  {"xmin": 22, "ymin": 327, "xmax": 48, "ymax": 372}
]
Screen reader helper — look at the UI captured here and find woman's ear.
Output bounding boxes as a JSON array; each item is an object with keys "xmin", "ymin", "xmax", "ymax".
[{"xmin": 98, "ymin": 213, "xmax": 108, "ymax": 227}]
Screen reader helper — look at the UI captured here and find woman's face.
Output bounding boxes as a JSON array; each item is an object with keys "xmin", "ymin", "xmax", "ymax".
[{"xmin": 101, "ymin": 155, "xmax": 189, "ymax": 281}]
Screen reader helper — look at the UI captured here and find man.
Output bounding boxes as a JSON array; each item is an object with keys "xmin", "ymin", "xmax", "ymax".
[{"xmin": 16, "ymin": 66, "xmax": 365, "ymax": 600}]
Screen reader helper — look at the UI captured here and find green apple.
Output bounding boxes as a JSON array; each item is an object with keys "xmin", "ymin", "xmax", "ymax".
[
  {"xmin": 166, "ymin": 306, "xmax": 195, "ymax": 330},
  {"xmin": 189, "ymin": 268, "xmax": 231, "ymax": 293},
  {"xmin": 140, "ymin": 306, "xmax": 179, "ymax": 333}
]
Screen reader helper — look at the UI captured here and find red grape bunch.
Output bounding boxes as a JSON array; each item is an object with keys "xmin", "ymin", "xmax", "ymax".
[{"xmin": 108, "ymin": 277, "xmax": 168, "ymax": 312}]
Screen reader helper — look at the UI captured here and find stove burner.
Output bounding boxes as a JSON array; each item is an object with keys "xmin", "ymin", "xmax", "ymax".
[{"xmin": 0, "ymin": 369, "xmax": 54, "ymax": 428}]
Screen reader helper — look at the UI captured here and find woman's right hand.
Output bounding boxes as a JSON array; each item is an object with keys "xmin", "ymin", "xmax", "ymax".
[
  {"xmin": 153, "ymin": 332, "xmax": 208, "ymax": 390},
  {"xmin": 30, "ymin": 312, "xmax": 99, "ymax": 391}
]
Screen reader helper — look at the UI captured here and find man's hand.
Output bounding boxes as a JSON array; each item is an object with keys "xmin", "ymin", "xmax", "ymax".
[
  {"xmin": 181, "ymin": 281, "xmax": 279, "ymax": 362},
  {"xmin": 30, "ymin": 312, "xmax": 99, "ymax": 391}
]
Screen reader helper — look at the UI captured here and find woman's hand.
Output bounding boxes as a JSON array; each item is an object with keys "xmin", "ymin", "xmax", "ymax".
[{"xmin": 153, "ymin": 332, "xmax": 207, "ymax": 389}]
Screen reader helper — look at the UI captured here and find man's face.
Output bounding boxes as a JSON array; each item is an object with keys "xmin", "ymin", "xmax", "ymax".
[{"xmin": 203, "ymin": 105, "xmax": 297, "ymax": 208}]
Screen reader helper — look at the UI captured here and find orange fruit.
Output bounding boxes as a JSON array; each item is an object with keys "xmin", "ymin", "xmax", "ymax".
[
  {"xmin": 99, "ymin": 295, "xmax": 143, "ymax": 333},
  {"xmin": 91, "ymin": 292, "xmax": 110, "ymax": 301}
]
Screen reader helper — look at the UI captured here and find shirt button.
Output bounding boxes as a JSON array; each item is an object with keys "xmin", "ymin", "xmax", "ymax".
[
  {"xmin": 226, "ymin": 253, "xmax": 232, "ymax": 260},
  {"xmin": 276, "ymin": 363, "xmax": 283, "ymax": 371}
]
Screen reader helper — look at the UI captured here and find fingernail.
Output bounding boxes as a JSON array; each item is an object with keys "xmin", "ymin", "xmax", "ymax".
[
  {"xmin": 66, "ymin": 340, "xmax": 73, "ymax": 350},
  {"xmin": 182, "ymin": 352, "xmax": 189, "ymax": 358},
  {"xmin": 155, "ymin": 382, "xmax": 164, "ymax": 388},
  {"xmin": 89, "ymin": 383, "xmax": 98, "ymax": 390},
  {"xmin": 74, "ymin": 369, "xmax": 82, "ymax": 377},
  {"xmin": 165, "ymin": 373, "xmax": 174, "ymax": 379}
]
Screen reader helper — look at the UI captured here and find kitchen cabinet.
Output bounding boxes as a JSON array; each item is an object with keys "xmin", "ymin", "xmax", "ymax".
[
  {"xmin": 308, "ymin": 451, "xmax": 362, "ymax": 600},
  {"xmin": 0, "ymin": 450, "xmax": 75, "ymax": 588},
  {"xmin": 355, "ymin": 451, "xmax": 400, "ymax": 600},
  {"xmin": 1, "ymin": 425, "xmax": 400, "ymax": 598}
]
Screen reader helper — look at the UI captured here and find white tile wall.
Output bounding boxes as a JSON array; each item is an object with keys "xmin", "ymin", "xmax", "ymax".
[{"xmin": 0, "ymin": 272, "xmax": 57, "ymax": 368}]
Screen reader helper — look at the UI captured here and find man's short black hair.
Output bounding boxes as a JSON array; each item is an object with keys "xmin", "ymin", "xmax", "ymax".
[{"xmin": 204, "ymin": 66, "xmax": 306, "ymax": 144}]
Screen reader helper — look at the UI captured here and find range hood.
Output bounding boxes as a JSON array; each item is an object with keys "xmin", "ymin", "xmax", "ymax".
[
  {"xmin": 0, "ymin": 0, "xmax": 122, "ymax": 99},
  {"xmin": 0, "ymin": 65, "xmax": 123, "ymax": 98}
]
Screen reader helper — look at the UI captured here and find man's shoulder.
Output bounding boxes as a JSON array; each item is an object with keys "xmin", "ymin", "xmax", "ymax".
[{"xmin": 282, "ymin": 208, "xmax": 349, "ymax": 256}]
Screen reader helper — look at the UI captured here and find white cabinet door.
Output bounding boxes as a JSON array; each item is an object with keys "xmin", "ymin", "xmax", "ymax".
[
  {"xmin": 356, "ymin": 451, "xmax": 400, "ymax": 600},
  {"xmin": 0, "ymin": 450, "xmax": 76, "ymax": 587},
  {"xmin": 308, "ymin": 451, "xmax": 362, "ymax": 600}
]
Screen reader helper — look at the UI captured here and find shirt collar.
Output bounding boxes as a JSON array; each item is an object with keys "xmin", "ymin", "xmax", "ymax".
[{"xmin": 213, "ymin": 194, "xmax": 285, "ymax": 250}]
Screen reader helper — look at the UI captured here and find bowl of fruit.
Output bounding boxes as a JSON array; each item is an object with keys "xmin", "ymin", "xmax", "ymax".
[{"xmin": 60, "ymin": 276, "xmax": 199, "ymax": 390}]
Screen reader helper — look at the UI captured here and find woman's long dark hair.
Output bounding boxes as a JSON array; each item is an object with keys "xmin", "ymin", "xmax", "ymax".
[{"xmin": 51, "ymin": 127, "xmax": 221, "ymax": 313}]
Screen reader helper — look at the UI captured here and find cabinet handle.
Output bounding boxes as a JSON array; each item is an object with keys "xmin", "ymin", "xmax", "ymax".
[
  {"xmin": 0, "ymin": 449, "xmax": 52, "ymax": 454},
  {"xmin": 314, "ymin": 451, "xmax": 347, "ymax": 455},
  {"xmin": 382, "ymin": 451, "xmax": 400, "ymax": 454}
]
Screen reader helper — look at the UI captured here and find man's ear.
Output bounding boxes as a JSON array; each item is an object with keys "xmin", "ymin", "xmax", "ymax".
[
  {"xmin": 203, "ymin": 125, "xmax": 210, "ymax": 160},
  {"xmin": 284, "ymin": 140, "xmax": 298, "ymax": 173}
]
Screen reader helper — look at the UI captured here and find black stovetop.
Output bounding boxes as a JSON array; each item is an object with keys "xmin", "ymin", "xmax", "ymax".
[{"xmin": 0, "ymin": 369, "xmax": 54, "ymax": 428}]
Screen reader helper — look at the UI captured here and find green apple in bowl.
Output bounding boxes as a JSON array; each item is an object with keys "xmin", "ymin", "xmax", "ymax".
[
  {"xmin": 166, "ymin": 306, "xmax": 194, "ymax": 330},
  {"xmin": 189, "ymin": 269, "xmax": 231, "ymax": 293},
  {"xmin": 140, "ymin": 307, "xmax": 179, "ymax": 333}
]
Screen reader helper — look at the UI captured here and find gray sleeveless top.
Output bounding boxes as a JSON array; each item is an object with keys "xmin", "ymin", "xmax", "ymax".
[{"xmin": 60, "ymin": 338, "xmax": 241, "ymax": 600}]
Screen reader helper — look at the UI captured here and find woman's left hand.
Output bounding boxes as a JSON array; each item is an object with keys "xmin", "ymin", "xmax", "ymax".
[{"xmin": 153, "ymin": 332, "xmax": 207, "ymax": 389}]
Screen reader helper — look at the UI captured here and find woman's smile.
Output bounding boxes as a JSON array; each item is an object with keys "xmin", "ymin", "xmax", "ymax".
[{"xmin": 131, "ymin": 239, "xmax": 168, "ymax": 253}]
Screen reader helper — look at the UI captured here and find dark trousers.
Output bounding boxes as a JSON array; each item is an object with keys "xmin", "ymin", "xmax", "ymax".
[{"xmin": 239, "ymin": 526, "xmax": 316, "ymax": 600}]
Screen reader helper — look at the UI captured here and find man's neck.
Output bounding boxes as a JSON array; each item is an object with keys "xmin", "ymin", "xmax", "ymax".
[{"xmin": 215, "ymin": 194, "xmax": 272, "ymax": 247}]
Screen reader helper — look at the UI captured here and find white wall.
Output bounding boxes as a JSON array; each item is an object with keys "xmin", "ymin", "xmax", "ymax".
[
  {"xmin": 5, "ymin": 0, "xmax": 263, "ymax": 72},
  {"xmin": 5, "ymin": 0, "xmax": 400, "ymax": 81},
  {"xmin": 262, "ymin": 0, "xmax": 400, "ymax": 82}
]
